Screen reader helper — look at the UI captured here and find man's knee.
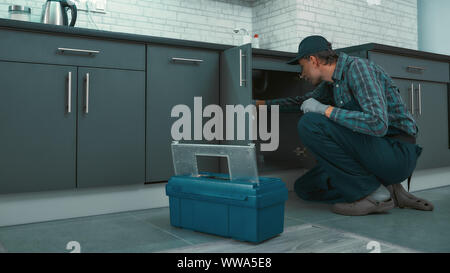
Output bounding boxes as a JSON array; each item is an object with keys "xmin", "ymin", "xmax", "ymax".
[{"xmin": 297, "ymin": 112, "xmax": 328, "ymax": 139}]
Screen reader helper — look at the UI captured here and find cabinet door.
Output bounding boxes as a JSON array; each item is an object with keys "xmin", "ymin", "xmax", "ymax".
[
  {"xmin": 219, "ymin": 44, "xmax": 254, "ymax": 173},
  {"xmin": 0, "ymin": 62, "xmax": 76, "ymax": 193},
  {"xmin": 77, "ymin": 68, "xmax": 145, "ymax": 188},
  {"xmin": 220, "ymin": 44, "xmax": 253, "ymax": 145},
  {"xmin": 394, "ymin": 78, "xmax": 450, "ymax": 169},
  {"xmin": 414, "ymin": 81, "xmax": 450, "ymax": 169},
  {"xmin": 147, "ymin": 45, "xmax": 220, "ymax": 182}
]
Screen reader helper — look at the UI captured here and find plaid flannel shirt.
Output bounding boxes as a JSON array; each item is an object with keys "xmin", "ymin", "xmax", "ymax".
[{"xmin": 266, "ymin": 52, "xmax": 419, "ymax": 138}]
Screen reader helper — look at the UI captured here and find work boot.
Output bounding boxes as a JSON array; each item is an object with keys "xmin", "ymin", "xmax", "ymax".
[{"xmin": 387, "ymin": 183, "xmax": 434, "ymax": 211}]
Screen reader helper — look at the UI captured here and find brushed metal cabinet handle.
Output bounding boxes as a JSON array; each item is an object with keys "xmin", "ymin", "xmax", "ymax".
[
  {"xmin": 67, "ymin": 71, "xmax": 72, "ymax": 113},
  {"xmin": 406, "ymin": 65, "xmax": 426, "ymax": 73},
  {"xmin": 418, "ymin": 83, "xmax": 422, "ymax": 116},
  {"xmin": 85, "ymin": 73, "xmax": 89, "ymax": 114},
  {"xmin": 239, "ymin": 49, "xmax": 246, "ymax": 87},
  {"xmin": 410, "ymin": 83, "xmax": 414, "ymax": 115},
  {"xmin": 239, "ymin": 49, "xmax": 243, "ymax": 87},
  {"xmin": 171, "ymin": 57, "xmax": 203, "ymax": 63},
  {"xmin": 58, "ymin": 47, "xmax": 100, "ymax": 55}
]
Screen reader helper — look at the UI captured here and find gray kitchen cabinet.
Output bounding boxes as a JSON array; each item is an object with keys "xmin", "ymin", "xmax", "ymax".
[
  {"xmin": 146, "ymin": 45, "xmax": 220, "ymax": 182},
  {"xmin": 393, "ymin": 78, "xmax": 450, "ymax": 170},
  {"xmin": 368, "ymin": 51, "xmax": 449, "ymax": 83},
  {"xmin": 342, "ymin": 46, "xmax": 450, "ymax": 169},
  {"xmin": 342, "ymin": 46, "xmax": 450, "ymax": 170},
  {"xmin": 366, "ymin": 51, "xmax": 450, "ymax": 170},
  {"xmin": 4, "ymin": 19, "xmax": 448, "ymax": 195},
  {"xmin": 220, "ymin": 44, "xmax": 317, "ymax": 173},
  {"xmin": 0, "ymin": 28, "xmax": 146, "ymax": 194},
  {"xmin": 0, "ymin": 62, "xmax": 145, "ymax": 193},
  {"xmin": 76, "ymin": 68, "xmax": 145, "ymax": 188},
  {"xmin": 0, "ymin": 61, "xmax": 77, "ymax": 194}
]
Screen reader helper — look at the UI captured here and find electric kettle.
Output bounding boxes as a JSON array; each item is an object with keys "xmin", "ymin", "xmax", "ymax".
[{"xmin": 41, "ymin": 0, "xmax": 77, "ymax": 26}]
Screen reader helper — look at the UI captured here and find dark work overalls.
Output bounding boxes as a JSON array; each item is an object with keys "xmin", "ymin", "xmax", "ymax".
[{"xmin": 294, "ymin": 93, "xmax": 423, "ymax": 204}]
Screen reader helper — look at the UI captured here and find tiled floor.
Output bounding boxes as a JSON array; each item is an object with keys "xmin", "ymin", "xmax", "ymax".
[{"xmin": 0, "ymin": 186, "xmax": 449, "ymax": 253}]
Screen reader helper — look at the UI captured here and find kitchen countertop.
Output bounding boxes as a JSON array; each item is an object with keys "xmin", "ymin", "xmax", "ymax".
[
  {"xmin": 1, "ymin": 18, "xmax": 449, "ymax": 62},
  {"xmin": 336, "ymin": 43, "xmax": 450, "ymax": 62},
  {"xmin": 0, "ymin": 18, "xmax": 296, "ymax": 59}
]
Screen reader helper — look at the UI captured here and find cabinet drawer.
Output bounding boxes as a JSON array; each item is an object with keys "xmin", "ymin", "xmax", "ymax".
[
  {"xmin": 0, "ymin": 28, "xmax": 145, "ymax": 70},
  {"xmin": 368, "ymin": 51, "xmax": 449, "ymax": 83}
]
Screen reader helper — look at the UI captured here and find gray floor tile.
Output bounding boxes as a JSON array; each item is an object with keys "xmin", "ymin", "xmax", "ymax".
[
  {"xmin": 317, "ymin": 205, "xmax": 450, "ymax": 252},
  {"xmin": 285, "ymin": 186, "xmax": 450, "ymax": 253},
  {"xmin": 285, "ymin": 192, "xmax": 350, "ymax": 224},
  {"xmin": 412, "ymin": 186, "xmax": 450, "ymax": 207},
  {"xmin": 284, "ymin": 215, "xmax": 308, "ymax": 227},
  {"xmin": 0, "ymin": 241, "xmax": 6, "ymax": 253},
  {"xmin": 160, "ymin": 224, "xmax": 415, "ymax": 253},
  {"xmin": 128, "ymin": 194, "xmax": 311, "ymax": 245},
  {"xmin": 127, "ymin": 207, "xmax": 235, "ymax": 245},
  {"xmin": 0, "ymin": 211, "xmax": 189, "ymax": 253},
  {"xmin": 128, "ymin": 206, "xmax": 305, "ymax": 246}
]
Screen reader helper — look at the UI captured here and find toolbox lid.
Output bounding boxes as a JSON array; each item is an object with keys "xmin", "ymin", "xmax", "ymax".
[{"xmin": 171, "ymin": 142, "xmax": 260, "ymax": 184}]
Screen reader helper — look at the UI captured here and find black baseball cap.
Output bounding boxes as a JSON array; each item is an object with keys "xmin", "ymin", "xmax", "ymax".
[{"xmin": 287, "ymin": 35, "xmax": 332, "ymax": 65}]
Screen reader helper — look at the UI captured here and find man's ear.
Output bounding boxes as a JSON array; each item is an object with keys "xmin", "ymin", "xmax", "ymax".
[{"xmin": 310, "ymin": 55, "xmax": 320, "ymax": 67}]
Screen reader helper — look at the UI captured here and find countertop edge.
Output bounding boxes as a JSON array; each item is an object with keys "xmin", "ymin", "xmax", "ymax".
[
  {"xmin": 336, "ymin": 43, "xmax": 450, "ymax": 62},
  {"xmin": 1, "ymin": 19, "xmax": 449, "ymax": 62}
]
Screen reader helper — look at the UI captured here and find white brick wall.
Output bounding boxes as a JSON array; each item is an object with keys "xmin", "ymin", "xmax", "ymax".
[
  {"xmin": 0, "ymin": 0, "xmax": 417, "ymax": 51},
  {"xmin": 294, "ymin": 0, "xmax": 418, "ymax": 52},
  {"xmin": 252, "ymin": 0, "xmax": 418, "ymax": 52},
  {"xmin": 0, "ymin": 0, "xmax": 253, "ymax": 45},
  {"xmin": 252, "ymin": 0, "xmax": 298, "ymax": 51}
]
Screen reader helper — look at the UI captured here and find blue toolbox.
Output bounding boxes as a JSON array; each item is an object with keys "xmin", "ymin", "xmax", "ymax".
[{"xmin": 165, "ymin": 142, "xmax": 289, "ymax": 243}]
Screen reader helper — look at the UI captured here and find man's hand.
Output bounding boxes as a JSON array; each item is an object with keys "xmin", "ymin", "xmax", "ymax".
[{"xmin": 300, "ymin": 98, "xmax": 330, "ymax": 115}]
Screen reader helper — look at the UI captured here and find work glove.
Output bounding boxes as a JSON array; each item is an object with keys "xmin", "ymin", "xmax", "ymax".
[{"xmin": 300, "ymin": 98, "xmax": 329, "ymax": 115}]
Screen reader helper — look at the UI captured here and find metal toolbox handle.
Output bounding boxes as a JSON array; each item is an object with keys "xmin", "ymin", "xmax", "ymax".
[{"xmin": 171, "ymin": 141, "xmax": 259, "ymax": 184}]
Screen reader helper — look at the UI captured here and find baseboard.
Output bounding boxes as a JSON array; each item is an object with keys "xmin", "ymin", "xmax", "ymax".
[
  {"xmin": 0, "ymin": 182, "xmax": 170, "ymax": 227},
  {"xmin": 262, "ymin": 166, "xmax": 450, "ymax": 193},
  {"xmin": 400, "ymin": 166, "xmax": 450, "ymax": 192}
]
